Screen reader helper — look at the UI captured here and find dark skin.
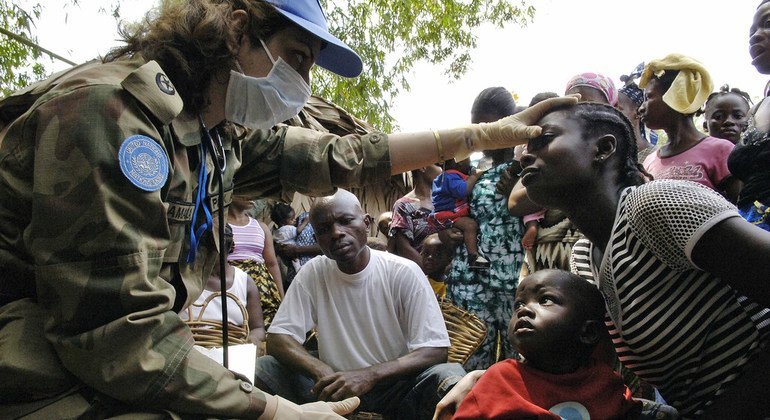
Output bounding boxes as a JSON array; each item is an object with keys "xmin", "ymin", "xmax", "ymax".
[
  {"xmin": 420, "ymin": 235, "xmax": 454, "ymax": 279},
  {"xmin": 265, "ymin": 192, "xmax": 447, "ymax": 402},
  {"xmin": 702, "ymin": 93, "xmax": 750, "ymax": 144},
  {"xmin": 393, "ymin": 165, "xmax": 442, "ymax": 268},
  {"xmin": 639, "ymin": 78, "xmax": 741, "ymax": 203},
  {"xmin": 440, "ymin": 158, "xmax": 483, "ymax": 258},
  {"xmin": 520, "ymin": 108, "xmax": 770, "ymax": 416},
  {"xmin": 509, "ymin": 271, "xmax": 602, "ymax": 374}
]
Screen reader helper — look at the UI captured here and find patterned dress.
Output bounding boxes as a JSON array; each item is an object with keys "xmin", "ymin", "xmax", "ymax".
[
  {"xmin": 295, "ymin": 211, "xmax": 319, "ymax": 266},
  {"xmin": 446, "ymin": 162, "xmax": 525, "ymax": 370},
  {"xmin": 389, "ymin": 195, "xmax": 438, "ymax": 252}
]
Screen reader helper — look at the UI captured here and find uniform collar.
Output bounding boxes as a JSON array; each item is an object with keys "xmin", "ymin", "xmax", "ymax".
[{"xmin": 170, "ymin": 111, "xmax": 202, "ymax": 147}]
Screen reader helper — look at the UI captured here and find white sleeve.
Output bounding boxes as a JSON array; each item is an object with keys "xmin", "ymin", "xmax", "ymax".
[
  {"xmin": 624, "ymin": 180, "xmax": 740, "ymax": 271},
  {"xmin": 396, "ymin": 260, "xmax": 451, "ymax": 351},
  {"xmin": 267, "ymin": 265, "xmax": 316, "ymax": 343},
  {"xmin": 273, "ymin": 226, "xmax": 297, "ymax": 244}
]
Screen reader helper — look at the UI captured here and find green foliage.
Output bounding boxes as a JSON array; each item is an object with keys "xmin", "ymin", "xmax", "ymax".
[
  {"xmin": 0, "ymin": 2, "xmax": 46, "ymax": 96},
  {"xmin": 0, "ymin": 0, "xmax": 535, "ymax": 128},
  {"xmin": 315, "ymin": 0, "xmax": 535, "ymax": 131}
]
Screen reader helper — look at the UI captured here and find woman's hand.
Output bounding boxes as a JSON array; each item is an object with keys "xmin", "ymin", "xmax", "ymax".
[
  {"xmin": 277, "ymin": 242, "xmax": 299, "ymax": 259},
  {"xmin": 432, "ymin": 370, "xmax": 485, "ymax": 420}
]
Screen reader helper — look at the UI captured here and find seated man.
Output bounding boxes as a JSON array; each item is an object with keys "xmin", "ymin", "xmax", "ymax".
[{"xmin": 255, "ymin": 190, "xmax": 465, "ymax": 420}]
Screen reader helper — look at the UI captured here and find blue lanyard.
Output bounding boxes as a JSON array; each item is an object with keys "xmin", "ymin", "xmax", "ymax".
[{"xmin": 186, "ymin": 141, "xmax": 213, "ymax": 263}]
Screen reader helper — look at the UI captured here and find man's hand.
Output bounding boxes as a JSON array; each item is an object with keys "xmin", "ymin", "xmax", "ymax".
[
  {"xmin": 432, "ymin": 370, "xmax": 485, "ymax": 420},
  {"xmin": 312, "ymin": 369, "xmax": 377, "ymax": 401}
]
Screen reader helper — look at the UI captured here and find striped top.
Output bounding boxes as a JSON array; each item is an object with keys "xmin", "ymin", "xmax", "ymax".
[
  {"xmin": 570, "ymin": 180, "xmax": 770, "ymax": 417},
  {"xmin": 228, "ymin": 217, "xmax": 265, "ymax": 263}
]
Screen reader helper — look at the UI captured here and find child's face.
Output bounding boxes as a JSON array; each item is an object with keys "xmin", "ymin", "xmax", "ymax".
[
  {"xmin": 285, "ymin": 210, "xmax": 297, "ymax": 226},
  {"xmin": 704, "ymin": 93, "xmax": 749, "ymax": 144},
  {"xmin": 420, "ymin": 239, "xmax": 453, "ymax": 276},
  {"xmin": 509, "ymin": 271, "xmax": 586, "ymax": 363}
]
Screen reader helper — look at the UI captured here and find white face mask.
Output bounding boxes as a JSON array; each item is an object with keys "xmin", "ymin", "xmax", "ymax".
[{"xmin": 225, "ymin": 39, "xmax": 311, "ymax": 130}]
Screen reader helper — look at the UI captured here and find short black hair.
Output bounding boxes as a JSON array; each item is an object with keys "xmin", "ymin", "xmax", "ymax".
[
  {"xmin": 529, "ymin": 91, "xmax": 559, "ymax": 107},
  {"xmin": 471, "ymin": 87, "xmax": 516, "ymax": 120},
  {"xmin": 698, "ymin": 84, "xmax": 752, "ymax": 116},
  {"xmin": 270, "ymin": 202, "xmax": 294, "ymax": 226}
]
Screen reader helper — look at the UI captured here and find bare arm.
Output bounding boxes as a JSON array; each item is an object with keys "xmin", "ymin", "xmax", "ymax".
[
  {"xmin": 432, "ymin": 369, "xmax": 486, "ymax": 420},
  {"xmin": 313, "ymin": 347, "xmax": 448, "ymax": 402},
  {"xmin": 267, "ymin": 332, "xmax": 335, "ymax": 382},
  {"xmin": 393, "ymin": 231, "xmax": 423, "ymax": 268},
  {"xmin": 692, "ymin": 216, "xmax": 770, "ymax": 307},
  {"xmin": 464, "ymin": 171, "xmax": 483, "ymax": 196},
  {"xmin": 245, "ymin": 276, "xmax": 266, "ymax": 346},
  {"xmin": 507, "ymin": 179, "xmax": 542, "ymax": 217},
  {"xmin": 259, "ymin": 222, "xmax": 284, "ymax": 297}
]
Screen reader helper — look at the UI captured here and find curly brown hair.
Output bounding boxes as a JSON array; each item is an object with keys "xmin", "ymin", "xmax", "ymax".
[{"xmin": 105, "ymin": 0, "xmax": 291, "ymax": 115}]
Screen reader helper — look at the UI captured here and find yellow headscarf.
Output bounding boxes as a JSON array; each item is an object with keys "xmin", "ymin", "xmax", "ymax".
[{"xmin": 638, "ymin": 53, "xmax": 713, "ymax": 115}]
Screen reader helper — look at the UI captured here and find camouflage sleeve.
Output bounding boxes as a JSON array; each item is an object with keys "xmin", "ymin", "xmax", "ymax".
[
  {"xmin": 234, "ymin": 125, "xmax": 392, "ymax": 198},
  {"xmin": 21, "ymin": 85, "xmax": 265, "ymax": 416}
]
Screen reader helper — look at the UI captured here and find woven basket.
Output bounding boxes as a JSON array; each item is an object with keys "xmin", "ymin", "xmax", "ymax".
[
  {"xmin": 439, "ymin": 298, "xmax": 487, "ymax": 365},
  {"xmin": 183, "ymin": 291, "xmax": 250, "ymax": 348}
]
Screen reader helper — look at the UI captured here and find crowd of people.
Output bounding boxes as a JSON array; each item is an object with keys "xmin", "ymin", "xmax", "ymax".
[{"xmin": 1, "ymin": 0, "xmax": 770, "ymax": 419}]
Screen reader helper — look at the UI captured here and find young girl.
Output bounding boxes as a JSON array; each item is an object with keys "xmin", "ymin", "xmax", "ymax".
[
  {"xmin": 700, "ymin": 85, "xmax": 751, "ymax": 144},
  {"xmin": 639, "ymin": 54, "xmax": 741, "ymax": 203}
]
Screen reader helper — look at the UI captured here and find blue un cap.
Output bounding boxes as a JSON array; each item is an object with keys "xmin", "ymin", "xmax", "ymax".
[{"xmin": 265, "ymin": 0, "xmax": 363, "ymax": 78}]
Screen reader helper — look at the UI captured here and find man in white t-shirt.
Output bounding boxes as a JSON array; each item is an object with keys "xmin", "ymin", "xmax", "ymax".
[{"xmin": 255, "ymin": 190, "xmax": 465, "ymax": 419}]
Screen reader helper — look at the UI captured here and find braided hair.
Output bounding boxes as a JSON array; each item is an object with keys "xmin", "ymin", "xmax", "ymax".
[
  {"xmin": 697, "ymin": 84, "xmax": 753, "ymax": 117},
  {"xmin": 569, "ymin": 102, "xmax": 652, "ymax": 187}
]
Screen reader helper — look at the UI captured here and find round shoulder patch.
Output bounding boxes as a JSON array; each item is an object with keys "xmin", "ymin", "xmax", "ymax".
[{"xmin": 118, "ymin": 135, "xmax": 169, "ymax": 192}]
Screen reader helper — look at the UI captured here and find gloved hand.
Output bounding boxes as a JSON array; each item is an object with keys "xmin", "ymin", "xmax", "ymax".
[
  {"xmin": 259, "ymin": 395, "xmax": 360, "ymax": 419},
  {"xmin": 439, "ymin": 95, "xmax": 579, "ymax": 161}
]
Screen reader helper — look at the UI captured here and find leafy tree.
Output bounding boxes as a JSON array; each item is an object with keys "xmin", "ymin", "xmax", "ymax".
[
  {"xmin": 316, "ymin": 0, "xmax": 534, "ymax": 131},
  {"xmin": 0, "ymin": 0, "xmax": 535, "ymax": 130},
  {"xmin": 0, "ymin": 2, "xmax": 46, "ymax": 96}
]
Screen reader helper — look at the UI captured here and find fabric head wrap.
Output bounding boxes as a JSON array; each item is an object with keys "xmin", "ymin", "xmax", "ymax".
[
  {"xmin": 619, "ymin": 83, "xmax": 644, "ymax": 107},
  {"xmin": 565, "ymin": 72, "xmax": 618, "ymax": 106},
  {"xmin": 638, "ymin": 53, "xmax": 713, "ymax": 115}
]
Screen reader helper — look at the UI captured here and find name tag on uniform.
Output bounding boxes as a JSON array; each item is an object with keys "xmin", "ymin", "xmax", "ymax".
[
  {"xmin": 118, "ymin": 135, "xmax": 169, "ymax": 192},
  {"xmin": 207, "ymin": 189, "xmax": 233, "ymax": 214},
  {"xmin": 167, "ymin": 200, "xmax": 195, "ymax": 223}
]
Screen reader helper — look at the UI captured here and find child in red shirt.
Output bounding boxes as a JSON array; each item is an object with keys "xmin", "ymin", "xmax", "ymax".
[{"xmin": 453, "ymin": 269, "xmax": 642, "ymax": 419}]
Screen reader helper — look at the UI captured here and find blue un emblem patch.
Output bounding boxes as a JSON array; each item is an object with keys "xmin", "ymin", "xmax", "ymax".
[{"xmin": 118, "ymin": 135, "xmax": 169, "ymax": 192}]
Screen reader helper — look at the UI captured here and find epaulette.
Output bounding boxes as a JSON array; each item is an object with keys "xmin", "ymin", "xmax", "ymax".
[{"xmin": 121, "ymin": 61, "xmax": 184, "ymax": 125}]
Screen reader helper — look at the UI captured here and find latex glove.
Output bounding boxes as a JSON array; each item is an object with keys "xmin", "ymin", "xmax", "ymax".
[
  {"xmin": 439, "ymin": 95, "xmax": 579, "ymax": 161},
  {"xmin": 432, "ymin": 370, "xmax": 485, "ymax": 420},
  {"xmin": 259, "ymin": 395, "xmax": 360, "ymax": 419}
]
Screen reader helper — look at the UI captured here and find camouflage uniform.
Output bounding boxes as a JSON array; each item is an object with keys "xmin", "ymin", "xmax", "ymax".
[{"xmin": 0, "ymin": 55, "xmax": 390, "ymax": 418}]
